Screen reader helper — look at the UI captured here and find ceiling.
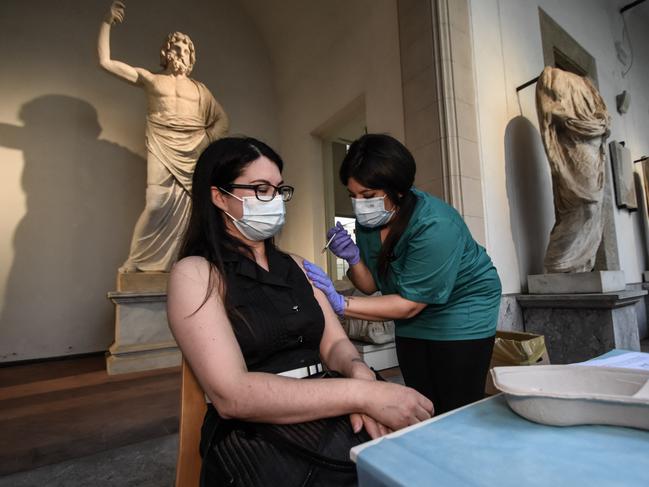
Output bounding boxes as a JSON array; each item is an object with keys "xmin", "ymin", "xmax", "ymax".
[{"xmin": 239, "ymin": 0, "xmax": 376, "ymax": 92}]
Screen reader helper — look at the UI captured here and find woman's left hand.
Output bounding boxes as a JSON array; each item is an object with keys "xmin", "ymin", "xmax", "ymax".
[
  {"xmin": 348, "ymin": 359, "xmax": 390, "ymax": 438},
  {"xmin": 350, "ymin": 413, "xmax": 392, "ymax": 439},
  {"xmin": 303, "ymin": 260, "xmax": 345, "ymax": 316}
]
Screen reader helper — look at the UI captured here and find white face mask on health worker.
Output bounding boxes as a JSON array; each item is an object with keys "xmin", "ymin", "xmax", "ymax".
[
  {"xmin": 220, "ymin": 189, "xmax": 286, "ymax": 241},
  {"xmin": 351, "ymin": 195, "xmax": 394, "ymax": 228}
]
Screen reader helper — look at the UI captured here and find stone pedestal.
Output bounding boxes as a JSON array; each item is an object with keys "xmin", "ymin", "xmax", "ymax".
[
  {"xmin": 117, "ymin": 271, "xmax": 169, "ymax": 292},
  {"xmin": 527, "ymin": 271, "xmax": 626, "ymax": 294},
  {"xmin": 106, "ymin": 272, "xmax": 180, "ymax": 375},
  {"xmin": 517, "ymin": 290, "xmax": 645, "ymax": 364},
  {"xmin": 641, "ymin": 283, "xmax": 649, "ymax": 339},
  {"xmin": 353, "ymin": 340, "xmax": 398, "ymax": 371}
]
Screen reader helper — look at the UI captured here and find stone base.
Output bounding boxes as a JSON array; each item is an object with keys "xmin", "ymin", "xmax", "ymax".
[
  {"xmin": 497, "ymin": 295, "xmax": 525, "ymax": 332},
  {"xmin": 642, "ymin": 283, "xmax": 649, "ymax": 339},
  {"xmin": 353, "ymin": 340, "xmax": 398, "ymax": 371},
  {"xmin": 106, "ymin": 347, "xmax": 181, "ymax": 375},
  {"xmin": 106, "ymin": 289, "xmax": 180, "ymax": 375},
  {"xmin": 117, "ymin": 272, "xmax": 169, "ymax": 292},
  {"xmin": 517, "ymin": 290, "xmax": 645, "ymax": 364},
  {"xmin": 527, "ymin": 271, "xmax": 626, "ymax": 294}
]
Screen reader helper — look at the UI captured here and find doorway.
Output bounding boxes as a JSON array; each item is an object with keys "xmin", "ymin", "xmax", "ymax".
[{"xmin": 316, "ymin": 98, "xmax": 366, "ymax": 281}]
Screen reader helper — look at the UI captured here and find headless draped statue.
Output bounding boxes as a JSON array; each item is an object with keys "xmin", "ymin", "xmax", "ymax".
[
  {"xmin": 98, "ymin": 1, "xmax": 229, "ymax": 272},
  {"xmin": 536, "ymin": 66, "xmax": 610, "ymax": 273}
]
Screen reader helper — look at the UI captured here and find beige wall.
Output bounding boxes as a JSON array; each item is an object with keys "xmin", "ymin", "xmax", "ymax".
[
  {"xmin": 471, "ymin": 0, "xmax": 649, "ymax": 293},
  {"xmin": 1, "ymin": 0, "xmax": 410, "ymax": 362},
  {"xmin": 0, "ymin": 0, "xmax": 278, "ymax": 362},
  {"xmin": 273, "ymin": 0, "xmax": 405, "ymax": 265}
]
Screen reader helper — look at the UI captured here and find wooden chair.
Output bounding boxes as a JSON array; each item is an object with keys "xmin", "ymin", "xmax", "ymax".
[
  {"xmin": 174, "ymin": 360, "xmax": 324, "ymax": 485},
  {"xmin": 175, "ymin": 358, "xmax": 207, "ymax": 487}
]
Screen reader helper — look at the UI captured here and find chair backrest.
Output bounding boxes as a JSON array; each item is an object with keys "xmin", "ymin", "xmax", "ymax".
[{"xmin": 175, "ymin": 358, "xmax": 207, "ymax": 487}]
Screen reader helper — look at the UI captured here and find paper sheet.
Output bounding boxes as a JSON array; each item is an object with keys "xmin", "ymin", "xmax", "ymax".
[{"xmin": 576, "ymin": 351, "xmax": 649, "ymax": 371}]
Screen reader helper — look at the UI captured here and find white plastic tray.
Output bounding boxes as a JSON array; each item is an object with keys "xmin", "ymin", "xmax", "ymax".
[{"xmin": 491, "ymin": 365, "xmax": 649, "ymax": 430}]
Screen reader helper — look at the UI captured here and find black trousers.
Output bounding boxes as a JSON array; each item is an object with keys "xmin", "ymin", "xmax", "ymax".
[{"xmin": 395, "ymin": 335, "xmax": 495, "ymax": 415}]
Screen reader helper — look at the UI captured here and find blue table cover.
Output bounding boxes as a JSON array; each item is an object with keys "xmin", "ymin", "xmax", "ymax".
[{"xmin": 356, "ymin": 350, "xmax": 649, "ymax": 486}]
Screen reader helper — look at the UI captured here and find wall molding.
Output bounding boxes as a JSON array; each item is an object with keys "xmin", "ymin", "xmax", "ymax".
[{"xmin": 398, "ymin": 0, "xmax": 487, "ymax": 244}]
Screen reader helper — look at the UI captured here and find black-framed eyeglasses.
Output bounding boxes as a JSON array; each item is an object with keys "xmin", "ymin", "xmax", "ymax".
[{"xmin": 222, "ymin": 183, "xmax": 295, "ymax": 202}]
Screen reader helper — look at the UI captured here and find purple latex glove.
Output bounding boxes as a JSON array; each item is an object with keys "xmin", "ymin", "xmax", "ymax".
[
  {"xmin": 326, "ymin": 222, "xmax": 360, "ymax": 265},
  {"xmin": 303, "ymin": 260, "xmax": 345, "ymax": 316}
]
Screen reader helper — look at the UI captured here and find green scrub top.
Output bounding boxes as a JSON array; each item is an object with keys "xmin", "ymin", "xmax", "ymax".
[{"xmin": 355, "ymin": 188, "xmax": 501, "ymax": 341}]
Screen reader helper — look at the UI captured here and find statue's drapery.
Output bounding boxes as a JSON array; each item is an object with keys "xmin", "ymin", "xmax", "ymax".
[
  {"xmin": 125, "ymin": 81, "xmax": 223, "ymax": 272},
  {"xmin": 536, "ymin": 66, "xmax": 610, "ymax": 273}
]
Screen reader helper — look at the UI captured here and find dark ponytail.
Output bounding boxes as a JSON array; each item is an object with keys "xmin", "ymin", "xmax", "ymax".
[{"xmin": 340, "ymin": 134, "xmax": 417, "ymax": 278}]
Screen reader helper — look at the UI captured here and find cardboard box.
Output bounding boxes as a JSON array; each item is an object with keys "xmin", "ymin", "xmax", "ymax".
[{"xmin": 485, "ymin": 330, "xmax": 550, "ymax": 395}]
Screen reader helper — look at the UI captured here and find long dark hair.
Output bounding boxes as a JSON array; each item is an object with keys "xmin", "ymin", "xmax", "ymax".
[
  {"xmin": 340, "ymin": 134, "xmax": 416, "ymax": 278},
  {"xmin": 178, "ymin": 136, "xmax": 284, "ymax": 317}
]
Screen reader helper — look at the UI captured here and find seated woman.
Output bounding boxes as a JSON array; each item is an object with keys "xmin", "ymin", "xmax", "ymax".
[{"xmin": 167, "ymin": 137, "xmax": 433, "ymax": 486}]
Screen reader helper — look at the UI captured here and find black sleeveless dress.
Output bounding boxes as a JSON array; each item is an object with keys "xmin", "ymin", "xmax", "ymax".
[
  {"xmin": 199, "ymin": 246, "xmax": 367, "ymax": 486},
  {"xmin": 219, "ymin": 246, "xmax": 325, "ymax": 374}
]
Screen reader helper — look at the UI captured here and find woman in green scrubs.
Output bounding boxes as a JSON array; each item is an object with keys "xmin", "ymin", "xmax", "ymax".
[{"xmin": 304, "ymin": 134, "xmax": 502, "ymax": 414}]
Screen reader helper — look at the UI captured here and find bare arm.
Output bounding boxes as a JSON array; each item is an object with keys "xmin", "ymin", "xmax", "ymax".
[
  {"xmin": 305, "ymin": 261, "xmax": 426, "ymax": 322},
  {"xmin": 344, "ymin": 257, "xmax": 427, "ymax": 322},
  {"xmin": 346, "ymin": 260, "xmax": 378, "ymax": 294},
  {"xmin": 97, "ymin": 1, "xmax": 149, "ymax": 84},
  {"xmin": 292, "ymin": 253, "xmax": 395, "ymax": 437},
  {"xmin": 289, "ymin": 255, "xmax": 375, "ymax": 382},
  {"xmin": 344, "ymin": 293, "xmax": 427, "ymax": 321},
  {"xmin": 167, "ymin": 256, "xmax": 433, "ymax": 430}
]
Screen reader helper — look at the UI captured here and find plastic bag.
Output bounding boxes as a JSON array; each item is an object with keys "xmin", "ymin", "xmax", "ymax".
[
  {"xmin": 492, "ymin": 331, "xmax": 548, "ymax": 366},
  {"xmin": 485, "ymin": 331, "xmax": 549, "ymax": 395}
]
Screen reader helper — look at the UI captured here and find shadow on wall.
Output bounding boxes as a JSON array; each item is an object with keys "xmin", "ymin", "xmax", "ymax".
[
  {"xmin": 0, "ymin": 95, "xmax": 145, "ymax": 361},
  {"xmin": 504, "ymin": 116, "xmax": 554, "ymax": 291}
]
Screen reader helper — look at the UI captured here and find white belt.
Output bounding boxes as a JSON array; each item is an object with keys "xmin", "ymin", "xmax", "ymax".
[
  {"xmin": 278, "ymin": 363, "xmax": 323, "ymax": 379},
  {"xmin": 204, "ymin": 364, "xmax": 324, "ymax": 404}
]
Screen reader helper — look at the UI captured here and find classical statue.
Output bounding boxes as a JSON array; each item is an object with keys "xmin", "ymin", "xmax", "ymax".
[
  {"xmin": 536, "ymin": 66, "xmax": 610, "ymax": 273},
  {"xmin": 98, "ymin": 1, "xmax": 229, "ymax": 272}
]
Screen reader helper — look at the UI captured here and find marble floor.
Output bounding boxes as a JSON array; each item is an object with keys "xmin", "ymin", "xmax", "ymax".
[{"xmin": 0, "ymin": 434, "xmax": 178, "ymax": 487}]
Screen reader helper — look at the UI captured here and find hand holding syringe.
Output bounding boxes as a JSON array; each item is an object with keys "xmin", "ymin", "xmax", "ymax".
[
  {"xmin": 321, "ymin": 221, "xmax": 355, "ymax": 253},
  {"xmin": 321, "ymin": 232, "xmax": 338, "ymax": 254},
  {"xmin": 321, "ymin": 222, "xmax": 360, "ymax": 265}
]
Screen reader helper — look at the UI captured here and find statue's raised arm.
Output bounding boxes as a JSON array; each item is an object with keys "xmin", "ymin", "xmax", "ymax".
[
  {"xmin": 98, "ymin": 1, "xmax": 149, "ymax": 84},
  {"xmin": 98, "ymin": 1, "xmax": 229, "ymax": 273}
]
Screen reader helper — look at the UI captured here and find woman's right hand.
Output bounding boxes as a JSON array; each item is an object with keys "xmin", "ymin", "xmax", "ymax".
[
  {"xmin": 327, "ymin": 222, "xmax": 360, "ymax": 265},
  {"xmin": 362, "ymin": 381, "xmax": 434, "ymax": 431}
]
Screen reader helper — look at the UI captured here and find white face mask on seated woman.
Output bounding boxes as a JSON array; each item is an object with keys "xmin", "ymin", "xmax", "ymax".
[
  {"xmin": 351, "ymin": 195, "xmax": 394, "ymax": 228},
  {"xmin": 220, "ymin": 188, "xmax": 286, "ymax": 241}
]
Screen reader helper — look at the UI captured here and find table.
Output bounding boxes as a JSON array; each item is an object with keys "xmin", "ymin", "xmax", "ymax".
[{"xmin": 351, "ymin": 351, "xmax": 649, "ymax": 486}]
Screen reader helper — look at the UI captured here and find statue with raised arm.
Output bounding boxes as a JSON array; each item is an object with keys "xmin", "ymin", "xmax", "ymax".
[{"xmin": 98, "ymin": 1, "xmax": 229, "ymax": 273}]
